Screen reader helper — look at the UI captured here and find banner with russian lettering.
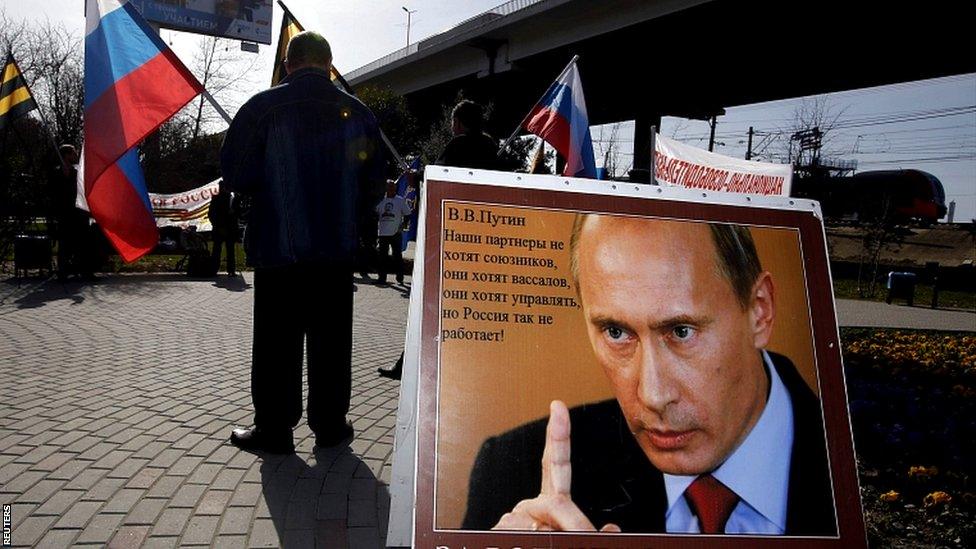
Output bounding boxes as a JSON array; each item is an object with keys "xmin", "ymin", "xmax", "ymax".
[
  {"xmin": 149, "ymin": 180, "xmax": 221, "ymax": 231},
  {"xmin": 654, "ymin": 134, "xmax": 793, "ymax": 196}
]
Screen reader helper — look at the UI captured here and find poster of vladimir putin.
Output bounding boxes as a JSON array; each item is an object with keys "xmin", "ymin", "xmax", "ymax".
[{"xmin": 410, "ymin": 173, "xmax": 866, "ymax": 548}]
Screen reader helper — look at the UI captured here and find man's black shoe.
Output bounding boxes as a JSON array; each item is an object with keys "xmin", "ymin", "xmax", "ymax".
[
  {"xmin": 314, "ymin": 422, "xmax": 354, "ymax": 449},
  {"xmin": 377, "ymin": 366, "xmax": 402, "ymax": 380},
  {"xmin": 396, "ymin": 276, "xmax": 404, "ymax": 285},
  {"xmin": 229, "ymin": 427, "xmax": 295, "ymax": 454}
]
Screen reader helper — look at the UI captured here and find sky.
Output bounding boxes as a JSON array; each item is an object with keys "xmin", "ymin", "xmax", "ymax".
[{"xmin": 3, "ymin": 0, "xmax": 974, "ymax": 221}]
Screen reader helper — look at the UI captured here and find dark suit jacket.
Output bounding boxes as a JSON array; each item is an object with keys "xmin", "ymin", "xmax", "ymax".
[{"xmin": 462, "ymin": 352, "xmax": 837, "ymax": 536}]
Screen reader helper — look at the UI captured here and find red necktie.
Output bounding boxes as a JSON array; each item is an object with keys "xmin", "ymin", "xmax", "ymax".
[{"xmin": 684, "ymin": 474, "xmax": 740, "ymax": 534}]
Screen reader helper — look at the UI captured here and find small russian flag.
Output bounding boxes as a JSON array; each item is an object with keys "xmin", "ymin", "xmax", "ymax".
[
  {"xmin": 84, "ymin": 0, "xmax": 202, "ymax": 261},
  {"xmin": 524, "ymin": 57, "xmax": 596, "ymax": 179}
]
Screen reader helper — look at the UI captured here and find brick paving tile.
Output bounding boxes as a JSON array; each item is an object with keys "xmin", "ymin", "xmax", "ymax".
[
  {"xmin": 228, "ymin": 482, "xmax": 263, "ymax": 507},
  {"xmin": 54, "ymin": 500, "xmax": 103, "ymax": 529},
  {"xmin": 347, "ymin": 526, "xmax": 383, "ymax": 549},
  {"xmin": 283, "ymin": 528, "xmax": 315, "ymax": 547},
  {"xmin": 126, "ymin": 466, "xmax": 165, "ymax": 489},
  {"xmin": 169, "ymin": 484, "xmax": 207, "ymax": 508},
  {"xmin": 8, "ymin": 514, "xmax": 56, "ymax": 547},
  {"xmin": 32, "ymin": 489, "xmax": 84, "ymax": 516},
  {"xmin": 18, "ymin": 478, "xmax": 65, "ymax": 504},
  {"xmin": 181, "ymin": 515, "xmax": 220, "ymax": 545},
  {"xmin": 107, "ymin": 457, "xmax": 151, "ymax": 479},
  {"xmin": 64, "ymin": 468, "xmax": 106, "ymax": 490},
  {"xmin": 123, "ymin": 498, "xmax": 167, "ymax": 525},
  {"xmin": 0, "ymin": 463, "xmax": 29, "ymax": 485},
  {"xmin": 35, "ymin": 528, "xmax": 81, "ymax": 549},
  {"xmin": 168, "ymin": 456, "xmax": 204, "ymax": 476},
  {"xmin": 76, "ymin": 513, "xmax": 125, "ymax": 544},
  {"xmin": 145, "ymin": 475, "xmax": 183, "ymax": 499},
  {"xmin": 212, "ymin": 534, "xmax": 249, "ymax": 548},
  {"xmin": 15, "ymin": 444, "xmax": 59, "ymax": 464},
  {"xmin": 315, "ymin": 519, "xmax": 350, "ymax": 549},
  {"xmin": 247, "ymin": 517, "xmax": 281, "ymax": 548},
  {"xmin": 151, "ymin": 508, "xmax": 192, "ymax": 537},
  {"xmin": 0, "ymin": 470, "xmax": 44, "ymax": 493},
  {"xmin": 211, "ymin": 467, "xmax": 245, "ymax": 491},
  {"xmin": 317, "ymin": 492, "xmax": 349, "ymax": 521},
  {"xmin": 146, "ymin": 449, "xmax": 183, "ymax": 469},
  {"xmin": 195, "ymin": 489, "xmax": 233, "ymax": 516},
  {"xmin": 187, "ymin": 462, "xmax": 223, "ymax": 485},
  {"xmin": 1, "ymin": 274, "xmax": 410, "ymax": 549},
  {"xmin": 103, "ymin": 488, "xmax": 146, "ymax": 513},
  {"xmin": 91, "ymin": 450, "xmax": 132, "ymax": 470},
  {"xmin": 217, "ymin": 506, "xmax": 252, "ymax": 535},
  {"xmin": 106, "ymin": 525, "xmax": 151, "ymax": 549},
  {"xmin": 82, "ymin": 476, "xmax": 127, "ymax": 502},
  {"xmin": 140, "ymin": 536, "xmax": 179, "ymax": 549},
  {"xmin": 349, "ymin": 497, "xmax": 380, "ymax": 528},
  {"xmin": 33, "ymin": 451, "xmax": 75, "ymax": 472}
]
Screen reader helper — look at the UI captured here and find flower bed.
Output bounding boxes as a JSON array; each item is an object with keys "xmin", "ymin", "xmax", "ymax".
[{"xmin": 842, "ymin": 328, "xmax": 975, "ymax": 547}]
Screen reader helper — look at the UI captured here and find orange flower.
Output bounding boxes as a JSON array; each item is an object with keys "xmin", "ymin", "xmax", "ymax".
[
  {"xmin": 879, "ymin": 490, "xmax": 900, "ymax": 502},
  {"xmin": 923, "ymin": 491, "xmax": 951, "ymax": 508},
  {"xmin": 908, "ymin": 465, "xmax": 939, "ymax": 479}
]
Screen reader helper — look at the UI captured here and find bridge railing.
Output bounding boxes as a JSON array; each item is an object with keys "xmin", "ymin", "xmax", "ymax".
[{"xmin": 345, "ymin": 0, "xmax": 546, "ymax": 81}]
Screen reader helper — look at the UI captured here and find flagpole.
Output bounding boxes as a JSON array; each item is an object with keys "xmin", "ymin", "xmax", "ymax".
[
  {"xmin": 329, "ymin": 65, "xmax": 408, "ymax": 171},
  {"xmin": 497, "ymin": 54, "xmax": 579, "ymax": 157},
  {"xmin": 202, "ymin": 89, "xmax": 233, "ymax": 126},
  {"xmin": 4, "ymin": 49, "xmax": 67, "ymax": 170},
  {"xmin": 277, "ymin": 0, "xmax": 301, "ymax": 23},
  {"xmin": 649, "ymin": 124, "xmax": 656, "ymax": 184}
]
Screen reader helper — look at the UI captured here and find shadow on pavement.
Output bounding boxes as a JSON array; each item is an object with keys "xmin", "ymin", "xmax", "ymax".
[
  {"xmin": 1, "ymin": 273, "xmax": 255, "ymax": 309},
  {"xmin": 212, "ymin": 274, "xmax": 252, "ymax": 292},
  {"xmin": 2, "ymin": 276, "xmax": 86, "ymax": 309},
  {"xmin": 259, "ymin": 448, "xmax": 390, "ymax": 548}
]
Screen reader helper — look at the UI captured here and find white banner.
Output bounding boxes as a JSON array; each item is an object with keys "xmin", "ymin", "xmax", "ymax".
[
  {"xmin": 149, "ymin": 180, "xmax": 221, "ymax": 231},
  {"xmin": 654, "ymin": 134, "xmax": 793, "ymax": 196}
]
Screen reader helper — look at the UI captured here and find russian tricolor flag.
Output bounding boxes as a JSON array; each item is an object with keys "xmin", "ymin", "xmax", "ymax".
[
  {"xmin": 84, "ymin": 0, "xmax": 202, "ymax": 261},
  {"xmin": 524, "ymin": 57, "xmax": 596, "ymax": 179}
]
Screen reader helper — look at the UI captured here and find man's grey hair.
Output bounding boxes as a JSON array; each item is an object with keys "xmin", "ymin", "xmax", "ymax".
[
  {"xmin": 286, "ymin": 31, "xmax": 333, "ymax": 68},
  {"xmin": 569, "ymin": 214, "xmax": 763, "ymax": 309}
]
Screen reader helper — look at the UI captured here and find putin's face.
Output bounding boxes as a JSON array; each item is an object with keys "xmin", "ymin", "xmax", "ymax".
[{"xmin": 576, "ymin": 216, "xmax": 774, "ymax": 475}]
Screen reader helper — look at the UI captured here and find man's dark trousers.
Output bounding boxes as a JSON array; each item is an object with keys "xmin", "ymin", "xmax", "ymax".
[
  {"xmin": 377, "ymin": 233, "xmax": 403, "ymax": 282},
  {"xmin": 251, "ymin": 263, "xmax": 353, "ymax": 436}
]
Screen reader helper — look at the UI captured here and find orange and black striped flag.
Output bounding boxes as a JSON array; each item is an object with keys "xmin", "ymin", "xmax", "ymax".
[
  {"xmin": 271, "ymin": 4, "xmax": 304, "ymax": 86},
  {"xmin": 272, "ymin": 2, "xmax": 346, "ymax": 88},
  {"xmin": 0, "ymin": 52, "xmax": 39, "ymax": 133}
]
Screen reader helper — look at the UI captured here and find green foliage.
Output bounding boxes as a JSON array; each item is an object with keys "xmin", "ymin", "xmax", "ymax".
[
  {"xmin": 418, "ymin": 100, "xmax": 456, "ymax": 166},
  {"xmin": 357, "ymin": 85, "xmax": 419, "ymax": 164}
]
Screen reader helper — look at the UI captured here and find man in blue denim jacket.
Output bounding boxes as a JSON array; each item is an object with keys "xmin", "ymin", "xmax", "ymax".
[{"xmin": 221, "ymin": 31, "xmax": 385, "ymax": 454}]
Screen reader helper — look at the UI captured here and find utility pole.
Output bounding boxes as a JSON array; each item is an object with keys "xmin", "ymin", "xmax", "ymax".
[
  {"xmin": 708, "ymin": 115, "xmax": 717, "ymax": 152},
  {"xmin": 746, "ymin": 126, "xmax": 754, "ymax": 160},
  {"xmin": 402, "ymin": 6, "xmax": 416, "ymax": 47}
]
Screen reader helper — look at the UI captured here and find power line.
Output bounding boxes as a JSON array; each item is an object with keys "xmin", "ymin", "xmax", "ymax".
[{"xmin": 858, "ymin": 155, "xmax": 976, "ymax": 165}]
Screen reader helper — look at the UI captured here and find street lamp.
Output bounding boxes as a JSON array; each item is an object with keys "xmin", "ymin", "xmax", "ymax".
[{"xmin": 402, "ymin": 6, "xmax": 417, "ymax": 47}]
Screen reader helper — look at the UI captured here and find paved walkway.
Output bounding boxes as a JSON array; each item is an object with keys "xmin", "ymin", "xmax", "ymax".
[
  {"xmin": 0, "ymin": 273, "xmax": 972, "ymax": 548},
  {"xmin": 0, "ymin": 273, "xmax": 409, "ymax": 548},
  {"xmin": 836, "ymin": 298, "xmax": 975, "ymax": 331}
]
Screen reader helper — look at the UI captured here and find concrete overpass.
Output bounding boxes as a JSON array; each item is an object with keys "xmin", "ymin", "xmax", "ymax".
[{"xmin": 347, "ymin": 0, "xmax": 976, "ymax": 172}]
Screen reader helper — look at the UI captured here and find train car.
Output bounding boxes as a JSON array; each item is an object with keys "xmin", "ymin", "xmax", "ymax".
[{"xmin": 792, "ymin": 169, "xmax": 947, "ymax": 224}]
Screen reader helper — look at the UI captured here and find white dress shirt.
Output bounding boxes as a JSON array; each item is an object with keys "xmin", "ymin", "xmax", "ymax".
[{"xmin": 663, "ymin": 351, "xmax": 794, "ymax": 535}]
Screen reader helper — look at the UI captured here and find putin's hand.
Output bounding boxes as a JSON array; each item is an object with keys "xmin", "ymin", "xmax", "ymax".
[{"xmin": 492, "ymin": 400, "xmax": 621, "ymax": 533}]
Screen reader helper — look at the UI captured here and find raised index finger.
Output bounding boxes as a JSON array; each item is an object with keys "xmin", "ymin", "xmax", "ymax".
[{"xmin": 540, "ymin": 399, "xmax": 572, "ymax": 496}]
